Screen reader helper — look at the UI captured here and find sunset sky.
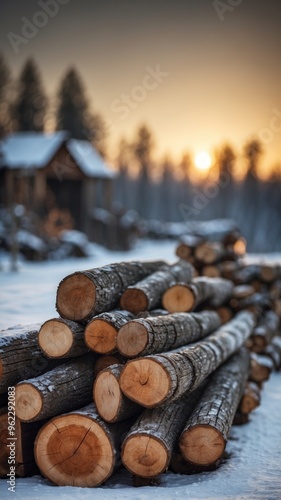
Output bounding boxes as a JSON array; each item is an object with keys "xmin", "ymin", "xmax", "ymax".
[{"xmin": 1, "ymin": 0, "xmax": 281, "ymax": 171}]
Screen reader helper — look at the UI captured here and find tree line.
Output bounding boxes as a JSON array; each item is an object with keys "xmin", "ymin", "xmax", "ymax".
[{"xmin": 0, "ymin": 54, "xmax": 280, "ymax": 251}]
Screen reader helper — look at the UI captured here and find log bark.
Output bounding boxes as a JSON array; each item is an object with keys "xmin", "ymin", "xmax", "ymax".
[
  {"xmin": 229, "ymin": 293, "xmax": 273, "ymax": 318},
  {"xmin": 15, "ymin": 353, "xmax": 97, "ymax": 422},
  {"xmin": 116, "ymin": 311, "xmax": 221, "ymax": 358},
  {"xmin": 0, "ymin": 408, "xmax": 46, "ymax": 477},
  {"xmin": 56, "ymin": 260, "xmax": 166, "ymax": 322},
  {"xmin": 264, "ymin": 336, "xmax": 281, "ymax": 370},
  {"xmin": 249, "ymin": 353, "xmax": 274, "ymax": 383},
  {"xmin": 34, "ymin": 403, "xmax": 133, "ymax": 487},
  {"xmin": 176, "ymin": 235, "xmax": 203, "ymax": 260},
  {"xmin": 0, "ymin": 324, "xmax": 59, "ymax": 394},
  {"xmin": 120, "ymin": 261, "xmax": 194, "ymax": 314},
  {"xmin": 119, "ymin": 311, "xmax": 255, "ymax": 408},
  {"xmin": 251, "ymin": 311, "xmax": 279, "ymax": 353},
  {"xmin": 93, "ymin": 353, "xmax": 126, "ymax": 377},
  {"xmin": 121, "ymin": 383, "xmax": 206, "ymax": 478},
  {"xmin": 38, "ymin": 318, "xmax": 88, "ymax": 358},
  {"xmin": 233, "ymin": 285, "xmax": 256, "ymax": 299},
  {"xmin": 182, "ymin": 219, "xmax": 240, "ymax": 246},
  {"xmin": 162, "ymin": 277, "xmax": 234, "ymax": 313},
  {"xmin": 238, "ymin": 381, "xmax": 261, "ymax": 414},
  {"xmin": 195, "ymin": 242, "xmax": 233, "ymax": 265},
  {"xmin": 85, "ymin": 310, "xmax": 135, "ymax": 354},
  {"xmin": 179, "ymin": 349, "xmax": 250, "ymax": 467},
  {"xmin": 93, "ymin": 364, "xmax": 141, "ymax": 422}
]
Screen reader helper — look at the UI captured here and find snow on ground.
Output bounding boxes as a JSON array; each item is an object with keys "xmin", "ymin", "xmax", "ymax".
[{"xmin": 0, "ymin": 240, "xmax": 281, "ymax": 499}]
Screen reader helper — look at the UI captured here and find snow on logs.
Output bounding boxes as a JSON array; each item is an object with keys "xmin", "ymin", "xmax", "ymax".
[
  {"xmin": 15, "ymin": 354, "xmax": 97, "ymax": 422},
  {"xmin": 56, "ymin": 260, "xmax": 167, "ymax": 322},
  {"xmin": 120, "ymin": 260, "xmax": 194, "ymax": 314},
  {"xmin": 121, "ymin": 383, "xmax": 206, "ymax": 478},
  {"xmin": 116, "ymin": 310, "xmax": 221, "ymax": 358},
  {"xmin": 162, "ymin": 276, "xmax": 234, "ymax": 313},
  {"xmin": 34, "ymin": 403, "xmax": 134, "ymax": 487},
  {"xmin": 0, "ymin": 324, "xmax": 59, "ymax": 394},
  {"xmin": 85, "ymin": 310, "xmax": 135, "ymax": 354},
  {"xmin": 38, "ymin": 318, "xmax": 88, "ymax": 358},
  {"xmin": 178, "ymin": 348, "xmax": 250, "ymax": 467},
  {"xmin": 119, "ymin": 311, "xmax": 255, "ymax": 408}
]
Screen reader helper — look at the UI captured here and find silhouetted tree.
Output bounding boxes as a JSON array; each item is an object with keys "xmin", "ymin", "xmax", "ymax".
[
  {"xmin": 132, "ymin": 125, "xmax": 154, "ymax": 218},
  {"xmin": 243, "ymin": 139, "xmax": 262, "ymax": 179},
  {"xmin": 12, "ymin": 59, "xmax": 46, "ymax": 132},
  {"xmin": 56, "ymin": 68, "xmax": 106, "ymax": 154},
  {"xmin": 0, "ymin": 54, "xmax": 11, "ymax": 137},
  {"xmin": 218, "ymin": 144, "xmax": 236, "ymax": 180}
]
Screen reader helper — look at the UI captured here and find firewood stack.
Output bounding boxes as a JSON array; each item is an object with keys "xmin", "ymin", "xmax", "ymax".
[{"xmin": 0, "ymin": 230, "xmax": 280, "ymax": 488}]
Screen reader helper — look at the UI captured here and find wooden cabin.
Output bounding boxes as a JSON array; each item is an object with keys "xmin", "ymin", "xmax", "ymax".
[{"xmin": 0, "ymin": 132, "xmax": 116, "ymax": 239}]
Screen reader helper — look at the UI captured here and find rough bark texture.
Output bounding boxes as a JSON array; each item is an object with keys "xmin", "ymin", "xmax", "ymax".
[
  {"xmin": 93, "ymin": 353, "xmax": 126, "ymax": 377},
  {"xmin": 195, "ymin": 242, "xmax": 231, "ymax": 265},
  {"xmin": 93, "ymin": 364, "xmax": 141, "ymax": 422},
  {"xmin": 15, "ymin": 354, "xmax": 97, "ymax": 422},
  {"xmin": 38, "ymin": 318, "xmax": 88, "ymax": 358},
  {"xmin": 251, "ymin": 311, "xmax": 280, "ymax": 353},
  {"xmin": 230, "ymin": 293, "xmax": 273, "ymax": 318},
  {"xmin": 120, "ymin": 311, "xmax": 255, "ymax": 408},
  {"xmin": 176, "ymin": 235, "xmax": 204, "ymax": 260},
  {"xmin": 233, "ymin": 285, "xmax": 255, "ymax": 299},
  {"xmin": 121, "ymin": 383, "xmax": 206, "ymax": 478},
  {"xmin": 0, "ymin": 324, "xmax": 59, "ymax": 394},
  {"xmin": 238, "ymin": 381, "xmax": 261, "ymax": 414},
  {"xmin": 85, "ymin": 310, "xmax": 135, "ymax": 354},
  {"xmin": 117, "ymin": 311, "xmax": 221, "ymax": 358},
  {"xmin": 56, "ymin": 260, "xmax": 166, "ymax": 322},
  {"xmin": 264, "ymin": 336, "xmax": 281, "ymax": 370},
  {"xmin": 120, "ymin": 261, "xmax": 194, "ymax": 314},
  {"xmin": 0, "ymin": 408, "xmax": 46, "ymax": 477},
  {"xmin": 181, "ymin": 219, "xmax": 240, "ymax": 246},
  {"xmin": 179, "ymin": 348, "xmax": 250, "ymax": 467},
  {"xmin": 34, "ymin": 403, "xmax": 133, "ymax": 487},
  {"xmin": 162, "ymin": 277, "xmax": 234, "ymax": 313},
  {"xmin": 249, "ymin": 353, "xmax": 274, "ymax": 383}
]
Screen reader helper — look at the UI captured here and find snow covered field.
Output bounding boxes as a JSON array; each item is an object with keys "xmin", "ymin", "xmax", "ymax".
[{"xmin": 0, "ymin": 240, "xmax": 281, "ymax": 499}]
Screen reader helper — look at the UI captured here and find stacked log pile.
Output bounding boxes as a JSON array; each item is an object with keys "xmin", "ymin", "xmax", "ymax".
[{"xmin": 0, "ymin": 244, "xmax": 280, "ymax": 488}]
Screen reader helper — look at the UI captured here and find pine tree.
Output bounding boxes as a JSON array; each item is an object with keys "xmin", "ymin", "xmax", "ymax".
[
  {"xmin": 132, "ymin": 125, "xmax": 154, "ymax": 218},
  {"xmin": 243, "ymin": 139, "xmax": 262, "ymax": 179},
  {"xmin": 0, "ymin": 53, "xmax": 11, "ymax": 137},
  {"xmin": 56, "ymin": 68, "xmax": 106, "ymax": 153},
  {"xmin": 13, "ymin": 58, "xmax": 47, "ymax": 132}
]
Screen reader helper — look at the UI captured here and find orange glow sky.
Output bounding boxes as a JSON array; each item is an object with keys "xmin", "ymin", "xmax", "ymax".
[{"xmin": 1, "ymin": 0, "xmax": 281, "ymax": 172}]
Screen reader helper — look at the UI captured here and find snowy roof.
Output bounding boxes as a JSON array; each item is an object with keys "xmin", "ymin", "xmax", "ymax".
[
  {"xmin": 66, "ymin": 139, "xmax": 116, "ymax": 179},
  {"xmin": 0, "ymin": 132, "xmax": 116, "ymax": 179},
  {"xmin": 0, "ymin": 131, "xmax": 68, "ymax": 170}
]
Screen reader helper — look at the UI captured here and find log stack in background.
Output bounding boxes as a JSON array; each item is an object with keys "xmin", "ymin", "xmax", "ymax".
[{"xmin": 0, "ymin": 231, "xmax": 280, "ymax": 488}]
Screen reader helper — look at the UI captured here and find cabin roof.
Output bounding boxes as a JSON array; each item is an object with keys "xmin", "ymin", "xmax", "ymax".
[{"xmin": 0, "ymin": 132, "xmax": 115, "ymax": 179}]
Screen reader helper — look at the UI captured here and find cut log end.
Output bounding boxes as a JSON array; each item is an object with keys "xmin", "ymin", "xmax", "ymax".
[
  {"xmin": 162, "ymin": 284, "xmax": 195, "ymax": 313},
  {"xmin": 56, "ymin": 274, "xmax": 95, "ymax": 321},
  {"xmin": 15, "ymin": 384, "xmax": 43, "ymax": 422},
  {"xmin": 120, "ymin": 289, "xmax": 149, "ymax": 314},
  {"xmin": 122, "ymin": 434, "xmax": 168, "ymax": 478},
  {"xmin": 85, "ymin": 319, "xmax": 117, "ymax": 354},
  {"xmin": 179, "ymin": 425, "xmax": 226, "ymax": 466},
  {"xmin": 38, "ymin": 320, "xmax": 73, "ymax": 358},
  {"xmin": 93, "ymin": 370, "xmax": 121, "ymax": 422},
  {"xmin": 120, "ymin": 359, "xmax": 170, "ymax": 408},
  {"xmin": 117, "ymin": 322, "xmax": 148, "ymax": 357},
  {"xmin": 35, "ymin": 415, "xmax": 114, "ymax": 487}
]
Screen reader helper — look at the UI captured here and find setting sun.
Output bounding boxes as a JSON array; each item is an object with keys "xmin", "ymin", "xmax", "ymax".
[{"xmin": 195, "ymin": 151, "xmax": 212, "ymax": 171}]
